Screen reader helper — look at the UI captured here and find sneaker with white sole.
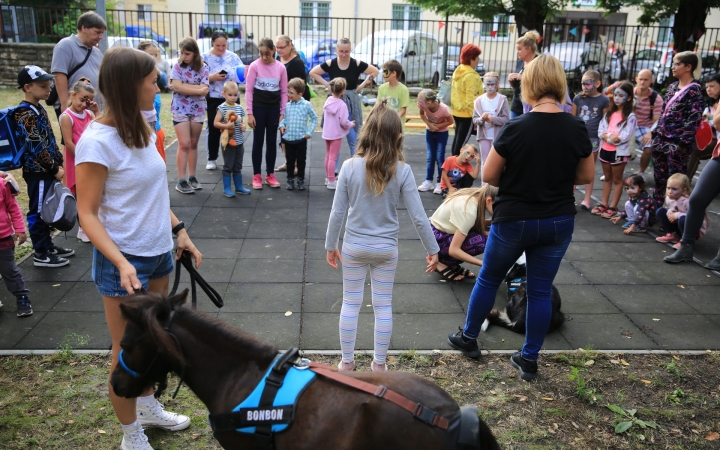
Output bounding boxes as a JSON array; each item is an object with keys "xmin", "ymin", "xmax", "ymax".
[
  {"xmin": 265, "ymin": 173, "xmax": 281, "ymax": 188},
  {"xmin": 16, "ymin": 296, "xmax": 32, "ymax": 317},
  {"xmin": 188, "ymin": 176, "xmax": 202, "ymax": 190},
  {"xmin": 49, "ymin": 244, "xmax": 75, "ymax": 257},
  {"xmin": 418, "ymin": 180, "xmax": 434, "ymax": 192},
  {"xmin": 121, "ymin": 426, "xmax": 153, "ymax": 450},
  {"xmin": 252, "ymin": 174, "xmax": 263, "ymax": 189},
  {"xmin": 77, "ymin": 228, "xmax": 91, "ymax": 243},
  {"xmin": 433, "ymin": 185, "xmax": 443, "ymax": 195},
  {"xmin": 327, "ymin": 181, "xmax": 337, "ymax": 190},
  {"xmin": 33, "ymin": 252, "xmax": 70, "ymax": 267},
  {"xmin": 176, "ymin": 180, "xmax": 194, "ymax": 194},
  {"xmin": 205, "ymin": 160, "xmax": 217, "ymax": 170},
  {"xmin": 136, "ymin": 399, "xmax": 190, "ymax": 431}
]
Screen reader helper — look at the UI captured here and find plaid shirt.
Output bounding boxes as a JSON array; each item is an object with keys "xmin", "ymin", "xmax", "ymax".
[{"xmin": 278, "ymin": 98, "xmax": 317, "ymax": 142}]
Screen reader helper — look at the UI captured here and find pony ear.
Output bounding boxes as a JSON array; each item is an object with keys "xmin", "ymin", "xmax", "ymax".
[
  {"xmin": 168, "ymin": 288, "xmax": 189, "ymax": 308},
  {"xmin": 119, "ymin": 303, "xmax": 143, "ymax": 324}
]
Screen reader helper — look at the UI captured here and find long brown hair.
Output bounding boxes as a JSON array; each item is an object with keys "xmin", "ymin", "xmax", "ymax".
[
  {"xmin": 604, "ymin": 81, "xmax": 634, "ymax": 127},
  {"xmin": 444, "ymin": 184, "xmax": 498, "ymax": 235},
  {"xmin": 354, "ymin": 99, "xmax": 404, "ymax": 195},
  {"xmin": 178, "ymin": 36, "xmax": 203, "ymax": 73},
  {"xmin": 98, "ymin": 47, "xmax": 154, "ymax": 148}
]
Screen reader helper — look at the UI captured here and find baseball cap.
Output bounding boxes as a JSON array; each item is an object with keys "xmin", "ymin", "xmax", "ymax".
[{"xmin": 17, "ymin": 65, "xmax": 54, "ymax": 89}]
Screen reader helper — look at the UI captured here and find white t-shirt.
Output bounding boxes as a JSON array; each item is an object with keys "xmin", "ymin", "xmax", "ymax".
[
  {"xmin": 430, "ymin": 195, "xmax": 479, "ymax": 236},
  {"xmin": 480, "ymin": 95, "xmax": 500, "ymax": 139},
  {"xmin": 75, "ymin": 122, "xmax": 173, "ymax": 256}
]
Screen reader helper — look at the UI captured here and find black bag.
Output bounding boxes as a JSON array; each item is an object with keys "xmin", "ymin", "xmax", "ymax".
[
  {"xmin": 46, "ymin": 47, "xmax": 93, "ymax": 107},
  {"xmin": 40, "ymin": 180, "xmax": 77, "ymax": 231}
]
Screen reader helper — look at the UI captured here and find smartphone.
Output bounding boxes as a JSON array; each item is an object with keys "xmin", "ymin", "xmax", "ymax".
[{"xmin": 219, "ymin": 69, "xmax": 228, "ymax": 75}]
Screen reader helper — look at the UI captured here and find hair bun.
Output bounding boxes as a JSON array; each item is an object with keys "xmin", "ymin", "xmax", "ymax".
[{"xmin": 524, "ymin": 30, "xmax": 540, "ymax": 42}]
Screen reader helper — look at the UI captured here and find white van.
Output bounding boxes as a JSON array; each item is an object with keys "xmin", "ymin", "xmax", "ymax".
[{"xmin": 352, "ymin": 30, "xmax": 440, "ymax": 87}]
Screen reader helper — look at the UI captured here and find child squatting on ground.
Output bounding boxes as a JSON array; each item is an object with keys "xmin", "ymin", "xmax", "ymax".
[
  {"xmin": 14, "ymin": 65, "xmax": 76, "ymax": 269},
  {"xmin": 279, "ymin": 77, "xmax": 318, "ymax": 191},
  {"xmin": 417, "ymin": 89, "xmax": 454, "ymax": 194},
  {"xmin": 322, "ymin": 77, "xmax": 355, "ymax": 190},
  {"xmin": 326, "ymin": 100, "xmax": 439, "ymax": 372},
  {"xmin": 610, "ymin": 174, "xmax": 657, "ymax": 234},
  {"xmin": 654, "ymin": 173, "xmax": 708, "ymax": 245},
  {"xmin": 440, "ymin": 143, "xmax": 481, "ymax": 197},
  {"xmin": 213, "ymin": 81, "xmax": 251, "ymax": 197}
]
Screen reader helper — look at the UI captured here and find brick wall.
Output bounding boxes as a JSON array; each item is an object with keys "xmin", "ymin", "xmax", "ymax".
[{"xmin": 0, "ymin": 43, "xmax": 55, "ymax": 89}]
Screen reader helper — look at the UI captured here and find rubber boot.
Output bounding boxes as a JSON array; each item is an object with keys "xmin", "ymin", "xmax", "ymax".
[
  {"xmin": 704, "ymin": 249, "xmax": 720, "ymax": 270},
  {"xmin": 222, "ymin": 175, "xmax": 235, "ymax": 198},
  {"xmin": 664, "ymin": 243, "xmax": 694, "ymax": 264},
  {"xmin": 233, "ymin": 174, "xmax": 251, "ymax": 195}
]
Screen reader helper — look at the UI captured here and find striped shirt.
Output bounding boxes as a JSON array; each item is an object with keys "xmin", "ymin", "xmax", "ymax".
[
  {"xmin": 217, "ymin": 102, "xmax": 246, "ymax": 145},
  {"xmin": 278, "ymin": 98, "xmax": 318, "ymax": 142},
  {"xmin": 634, "ymin": 88, "xmax": 663, "ymax": 127}
]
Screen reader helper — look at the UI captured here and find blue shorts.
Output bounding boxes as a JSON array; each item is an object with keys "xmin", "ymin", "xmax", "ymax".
[{"xmin": 92, "ymin": 247, "xmax": 174, "ymax": 297}]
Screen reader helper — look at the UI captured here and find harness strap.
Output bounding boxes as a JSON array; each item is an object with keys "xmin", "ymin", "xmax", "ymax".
[
  {"xmin": 170, "ymin": 251, "xmax": 224, "ymax": 309},
  {"xmin": 254, "ymin": 349, "xmax": 301, "ymax": 450},
  {"xmin": 307, "ymin": 362, "xmax": 450, "ymax": 430}
]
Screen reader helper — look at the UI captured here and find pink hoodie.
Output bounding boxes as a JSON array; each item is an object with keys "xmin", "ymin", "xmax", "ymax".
[
  {"xmin": 0, "ymin": 183, "xmax": 25, "ymax": 240},
  {"xmin": 322, "ymin": 97, "xmax": 353, "ymax": 140}
]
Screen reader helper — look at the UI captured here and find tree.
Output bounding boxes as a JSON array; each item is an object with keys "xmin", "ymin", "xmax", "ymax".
[
  {"xmin": 406, "ymin": 0, "xmax": 571, "ymax": 37},
  {"xmin": 599, "ymin": 0, "xmax": 720, "ymax": 52}
]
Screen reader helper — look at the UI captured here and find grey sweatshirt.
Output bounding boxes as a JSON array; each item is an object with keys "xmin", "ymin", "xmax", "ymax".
[{"xmin": 325, "ymin": 158, "xmax": 440, "ymax": 255}]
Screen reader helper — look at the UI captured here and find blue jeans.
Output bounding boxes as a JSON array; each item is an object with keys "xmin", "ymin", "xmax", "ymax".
[
  {"xmin": 25, "ymin": 178, "xmax": 55, "ymax": 254},
  {"xmin": 510, "ymin": 111, "xmax": 521, "ymax": 119},
  {"xmin": 425, "ymin": 130, "xmax": 449, "ymax": 182},
  {"xmin": 463, "ymin": 215, "xmax": 575, "ymax": 361},
  {"xmin": 335, "ymin": 126, "xmax": 357, "ymax": 173}
]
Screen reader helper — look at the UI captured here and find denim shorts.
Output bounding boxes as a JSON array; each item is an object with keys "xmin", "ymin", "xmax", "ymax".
[
  {"xmin": 92, "ymin": 247, "xmax": 174, "ymax": 297},
  {"xmin": 172, "ymin": 113, "xmax": 205, "ymax": 126}
]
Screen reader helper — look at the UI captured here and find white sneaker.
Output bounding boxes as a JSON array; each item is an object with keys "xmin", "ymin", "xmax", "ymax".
[
  {"xmin": 206, "ymin": 160, "xmax": 217, "ymax": 170},
  {"xmin": 600, "ymin": 175, "xmax": 606, "ymax": 181},
  {"xmin": 418, "ymin": 180, "xmax": 434, "ymax": 192},
  {"xmin": 433, "ymin": 185, "xmax": 443, "ymax": 195},
  {"xmin": 136, "ymin": 399, "xmax": 191, "ymax": 431},
  {"xmin": 327, "ymin": 181, "xmax": 337, "ymax": 190},
  {"xmin": 77, "ymin": 228, "xmax": 90, "ymax": 243},
  {"xmin": 324, "ymin": 177, "xmax": 328, "ymax": 186},
  {"xmin": 121, "ymin": 426, "xmax": 153, "ymax": 450}
]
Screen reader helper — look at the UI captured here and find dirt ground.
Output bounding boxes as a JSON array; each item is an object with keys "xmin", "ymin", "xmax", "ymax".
[{"xmin": 1, "ymin": 350, "xmax": 719, "ymax": 449}]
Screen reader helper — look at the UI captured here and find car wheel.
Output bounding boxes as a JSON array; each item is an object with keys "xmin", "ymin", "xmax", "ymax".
[{"xmin": 431, "ymin": 72, "xmax": 439, "ymax": 88}]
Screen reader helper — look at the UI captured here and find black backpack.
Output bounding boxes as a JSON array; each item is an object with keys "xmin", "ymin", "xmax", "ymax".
[
  {"xmin": 40, "ymin": 181, "xmax": 77, "ymax": 231},
  {"xmin": 647, "ymin": 91, "xmax": 658, "ymax": 120}
]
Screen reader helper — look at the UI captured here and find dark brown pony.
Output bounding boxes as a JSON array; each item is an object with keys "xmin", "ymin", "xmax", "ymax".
[{"xmin": 111, "ymin": 290, "xmax": 500, "ymax": 450}]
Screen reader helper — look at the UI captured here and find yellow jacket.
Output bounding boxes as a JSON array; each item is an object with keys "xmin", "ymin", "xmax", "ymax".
[{"xmin": 451, "ymin": 64, "xmax": 484, "ymax": 118}]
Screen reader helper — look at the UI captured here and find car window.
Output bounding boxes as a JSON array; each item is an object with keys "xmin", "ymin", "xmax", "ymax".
[
  {"xmin": 702, "ymin": 54, "xmax": 718, "ymax": 69},
  {"xmin": 418, "ymin": 36, "xmax": 437, "ymax": 56},
  {"xmin": 407, "ymin": 38, "xmax": 418, "ymax": 55}
]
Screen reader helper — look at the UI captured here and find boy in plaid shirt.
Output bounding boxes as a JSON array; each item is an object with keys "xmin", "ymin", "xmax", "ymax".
[{"xmin": 278, "ymin": 78, "xmax": 318, "ymax": 190}]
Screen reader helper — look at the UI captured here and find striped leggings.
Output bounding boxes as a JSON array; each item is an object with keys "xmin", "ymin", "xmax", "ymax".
[{"xmin": 339, "ymin": 242, "xmax": 399, "ymax": 365}]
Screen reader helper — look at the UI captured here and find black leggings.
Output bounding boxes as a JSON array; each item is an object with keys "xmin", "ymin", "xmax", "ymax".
[
  {"xmin": 656, "ymin": 207, "xmax": 686, "ymax": 236},
  {"xmin": 682, "ymin": 157, "xmax": 720, "ymax": 244},
  {"xmin": 251, "ymin": 106, "xmax": 280, "ymax": 175},
  {"xmin": 206, "ymin": 96, "xmax": 225, "ymax": 162},
  {"xmin": 450, "ymin": 116, "xmax": 473, "ymax": 156}
]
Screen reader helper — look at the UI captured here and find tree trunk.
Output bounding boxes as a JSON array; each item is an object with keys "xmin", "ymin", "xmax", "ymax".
[
  {"xmin": 672, "ymin": 0, "xmax": 711, "ymax": 52},
  {"xmin": 511, "ymin": 0, "xmax": 548, "ymax": 43}
]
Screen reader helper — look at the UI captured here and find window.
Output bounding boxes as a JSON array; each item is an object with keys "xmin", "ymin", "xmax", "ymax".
[
  {"xmin": 206, "ymin": 0, "xmax": 237, "ymax": 16},
  {"xmin": 137, "ymin": 5, "xmax": 152, "ymax": 21},
  {"xmin": 391, "ymin": 4, "xmax": 421, "ymax": 31},
  {"xmin": 481, "ymin": 14, "xmax": 510, "ymax": 39},
  {"xmin": 418, "ymin": 36, "xmax": 437, "ymax": 56},
  {"xmin": 657, "ymin": 16, "xmax": 673, "ymax": 44},
  {"xmin": 300, "ymin": 2, "xmax": 331, "ymax": 34}
]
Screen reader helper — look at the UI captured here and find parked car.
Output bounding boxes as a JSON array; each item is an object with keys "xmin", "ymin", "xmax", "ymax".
[
  {"xmin": 625, "ymin": 47, "xmax": 673, "ymax": 81},
  {"xmin": 609, "ymin": 55, "xmax": 627, "ymax": 82},
  {"xmin": 106, "ymin": 36, "xmax": 168, "ymax": 59},
  {"xmin": 352, "ymin": 30, "xmax": 440, "ymax": 87},
  {"xmin": 124, "ymin": 25, "xmax": 168, "ymax": 46},
  {"xmin": 439, "ymin": 43, "xmax": 486, "ymax": 79},
  {"xmin": 198, "ymin": 22, "xmax": 243, "ymax": 39},
  {"xmin": 294, "ymin": 37, "xmax": 337, "ymax": 76},
  {"xmin": 544, "ymin": 41, "xmax": 611, "ymax": 90}
]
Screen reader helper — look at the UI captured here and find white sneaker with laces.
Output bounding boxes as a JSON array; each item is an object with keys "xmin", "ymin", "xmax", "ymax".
[
  {"xmin": 433, "ymin": 185, "xmax": 443, "ymax": 195},
  {"xmin": 327, "ymin": 181, "xmax": 337, "ymax": 190},
  {"xmin": 121, "ymin": 426, "xmax": 153, "ymax": 450},
  {"xmin": 136, "ymin": 399, "xmax": 190, "ymax": 431},
  {"xmin": 77, "ymin": 228, "xmax": 90, "ymax": 243},
  {"xmin": 206, "ymin": 160, "xmax": 217, "ymax": 170},
  {"xmin": 418, "ymin": 180, "xmax": 434, "ymax": 192}
]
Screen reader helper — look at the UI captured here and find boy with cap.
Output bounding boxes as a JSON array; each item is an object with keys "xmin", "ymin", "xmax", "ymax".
[{"xmin": 15, "ymin": 65, "xmax": 74, "ymax": 268}]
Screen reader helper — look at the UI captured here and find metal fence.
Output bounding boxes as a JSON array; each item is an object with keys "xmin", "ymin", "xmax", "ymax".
[{"xmin": 4, "ymin": 5, "xmax": 720, "ymax": 89}]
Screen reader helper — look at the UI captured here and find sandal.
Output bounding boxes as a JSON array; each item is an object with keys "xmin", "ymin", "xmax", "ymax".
[
  {"xmin": 455, "ymin": 265, "xmax": 476, "ymax": 278},
  {"xmin": 601, "ymin": 207, "xmax": 618, "ymax": 219},
  {"xmin": 591, "ymin": 204, "xmax": 608, "ymax": 215},
  {"xmin": 275, "ymin": 164, "xmax": 287, "ymax": 172},
  {"xmin": 436, "ymin": 265, "xmax": 465, "ymax": 282}
]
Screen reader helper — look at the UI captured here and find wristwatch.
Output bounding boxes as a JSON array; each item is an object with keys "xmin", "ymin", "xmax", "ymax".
[{"xmin": 172, "ymin": 221, "xmax": 185, "ymax": 235}]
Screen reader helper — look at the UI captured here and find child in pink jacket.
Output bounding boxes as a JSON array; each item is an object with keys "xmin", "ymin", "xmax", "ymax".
[
  {"xmin": 0, "ymin": 175, "xmax": 31, "ymax": 317},
  {"xmin": 322, "ymin": 78, "xmax": 355, "ymax": 190}
]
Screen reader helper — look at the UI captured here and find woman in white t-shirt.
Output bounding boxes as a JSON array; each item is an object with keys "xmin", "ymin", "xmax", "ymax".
[
  {"xmin": 75, "ymin": 47, "xmax": 202, "ymax": 450},
  {"xmin": 428, "ymin": 185, "xmax": 497, "ymax": 281},
  {"xmin": 472, "ymin": 72, "xmax": 509, "ymax": 184}
]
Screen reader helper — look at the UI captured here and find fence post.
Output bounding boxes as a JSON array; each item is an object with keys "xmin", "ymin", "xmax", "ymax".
[
  {"xmin": 370, "ymin": 18, "xmax": 375, "ymax": 68},
  {"xmin": 188, "ymin": 13, "xmax": 193, "ymax": 37},
  {"xmin": 441, "ymin": 12, "xmax": 449, "ymax": 81},
  {"xmin": 281, "ymin": 15, "xmax": 285, "ymax": 35},
  {"xmin": 0, "ymin": 8, "xmax": 6, "ymax": 42},
  {"xmin": 460, "ymin": 20, "xmax": 465, "ymax": 48},
  {"xmin": 630, "ymin": 26, "xmax": 640, "ymax": 79}
]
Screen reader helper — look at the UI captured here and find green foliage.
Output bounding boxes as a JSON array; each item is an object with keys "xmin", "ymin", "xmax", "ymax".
[
  {"xmin": 663, "ymin": 360, "xmax": 683, "ymax": 380},
  {"xmin": 54, "ymin": 333, "xmax": 89, "ymax": 365},
  {"xmin": 606, "ymin": 404, "xmax": 659, "ymax": 434},
  {"xmin": 49, "ymin": 1, "xmax": 124, "ymax": 38},
  {"xmin": 569, "ymin": 366, "xmax": 602, "ymax": 405},
  {"xmin": 665, "ymin": 388, "xmax": 687, "ymax": 404}
]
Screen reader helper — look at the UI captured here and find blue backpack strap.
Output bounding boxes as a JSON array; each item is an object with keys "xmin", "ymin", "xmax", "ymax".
[{"xmin": 253, "ymin": 348, "xmax": 300, "ymax": 449}]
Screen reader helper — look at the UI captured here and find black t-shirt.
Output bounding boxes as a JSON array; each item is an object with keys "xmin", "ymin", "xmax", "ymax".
[
  {"xmin": 282, "ymin": 55, "xmax": 311, "ymax": 101},
  {"xmin": 320, "ymin": 58, "xmax": 369, "ymax": 90},
  {"xmin": 491, "ymin": 112, "xmax": 592, "ymax": 222}
]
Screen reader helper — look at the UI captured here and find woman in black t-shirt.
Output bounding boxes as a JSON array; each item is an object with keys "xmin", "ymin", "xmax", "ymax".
[
  {"xmin": 309, "ymin": 37, "xmax": 379, "ymax": 163},
  {"xmin": 447, "ymin": 55, "xmax": 595, "ymax": 381}
]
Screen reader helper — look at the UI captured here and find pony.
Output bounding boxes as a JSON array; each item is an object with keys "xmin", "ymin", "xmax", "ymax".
[{"xmin": 110, "ymin": 290, "xmax": 501, "ymax": 450}]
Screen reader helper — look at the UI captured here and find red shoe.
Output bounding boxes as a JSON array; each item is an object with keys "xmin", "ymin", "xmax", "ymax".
[
  {"xmin": 672, "ymin": 242, "xmax": 682, "ymax": 249},
  {"xmin": 252, "ymin": 174, "xmax": 263, "ymax": 189},
  {"xmin": 656, "ymin": 233, "xmax": 680, "ymax": 244},
  {"xmin": 265, "ymin": 173, "xmax": 280, "ymax": 188}
]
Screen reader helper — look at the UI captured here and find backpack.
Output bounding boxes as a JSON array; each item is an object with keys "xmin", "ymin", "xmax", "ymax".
[
  {"xmin": 0, "ymin": 104, "xmax": 36, "ymax": 171},
  {"xmin": 647, "ymin": 91, "xmax": 658, "ymax": 120},
  {"xmin": 40, "ymin": 180, "xmax": 77, "ymax": 231}
]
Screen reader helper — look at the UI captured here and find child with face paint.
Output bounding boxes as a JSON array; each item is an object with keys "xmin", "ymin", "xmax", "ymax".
[
  {"xmin": 571, "ymin": 70, "xmax": 609, "ymax": 210},
  {"xmin": 654, "ymin": 173, "xmax": 707, "ymax": 244},
  {"xmin": 472, "ymin": 72, "xmax": 509, "ymax": 185},
  {"xmin": 592, "ymin": 81, "xmax": 636, "ymax": 219},
  {"xmin": 610, "ymin": 174, "xmax": 657, "ymax": 233}
]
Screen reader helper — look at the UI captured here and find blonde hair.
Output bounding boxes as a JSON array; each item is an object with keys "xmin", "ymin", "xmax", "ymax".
[
  {"xmin": 667, "ymin": 173, "xmax": 692, "ymax": 196},
  {"xmin": 483, "ymin": 72, "xmax": 499, "ymax": 82},
  {"xmin": 275, "ymin": 35, "xmax": 299, "ymax": 58},
  {"xmin": 329, "ymin": 77, "xmax": 346, "ymax": 95},
  {"xmin": 98, "ymin": 47, "xmax": 154, "ymax": 148},
  {"xmin": 444, "ymin": 185, "xmax": 498, "ymax": 235},
  {"xmin": 521, "ymin": 54, "xmax": 567, "ymax": 104},
  {"xmin": 674, "ymin": 51, "xmax": 703, "ymax": 80},
  {"xmin": 461, "ymin": 143, "xmax": 479, "ymax": 155},
  {"xmin": 516, "ymin": 30, "xmax": 540, "ymax": 55},
  {"xmin": 223, "ymin": 81, "xmax": 239, "ymax": 93},
  {"xmin": 418, "ymin": 88, "xmax": 438, "ymax": 103},
  {"xmin": 354, "ymin": 99, "xmax": 404, "ymax": 195}
]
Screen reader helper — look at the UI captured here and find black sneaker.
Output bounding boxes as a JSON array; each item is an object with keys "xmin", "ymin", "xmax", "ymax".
[
  {"xmin": 33, "ymin": 252, "xmax": 70, "ymax": 268},
  {"xmin": 188, "ymin": 176, "xmax": 203, "ymax": 190},
  {"xmin": 286, "ymin": 178, "xmax": 295, "ymax": 190},
  {"xmin": 49, "ymin": 244, "xmax": 75, "ymax": 257},
  {"xmin": 176, "ymin": 180, "xmax": 194, "ymax": 194},
  {"xmin": 447, "ymin": 328, "xmax": 481, "ymax": 358},
  {"xmin": 16, "ymin": 296, "xmax": 33, "ymax": 317},
  {"xmin": 510, "ymin": 351, "xmax": 538, "ymax": 381},
  {"xmin": 297, "ymin": 178, "xmax": 305, "ymax": 190}
]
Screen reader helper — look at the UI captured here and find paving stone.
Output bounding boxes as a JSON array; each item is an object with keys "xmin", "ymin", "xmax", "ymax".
[
  {"xmin": 252, "ymin": 208, "xmax": 309, "ymax": 223},
  {"xmin": 571, "ymin": 261, "xmax": 655, "ymax": 285},
  {"xmin": 203, "ymin": 192, "xmax": 260, "ymax": 208},
  {"xmin": 16, "ymin": 312, "xmax": 110, "ymax": 349},
  {"xmin": 221, "ymin": 283, "xmax": 302, "ymax": 313},
  {"xmin": 479, "ymin": 326, "xmax": 573, "ymax": 351},
  {"xmin": 219, "ymin": 312, "xmax": 300, "ymax": 349},
  {"xmin": 596, "ymin": 285, "xmax": 697, "ymax": 314},
  {"xmin": 256, "ymin": 195, "xmax": 308, "ymax": 209},
  {"xmin": 614, "ymin": 242, "xmax": 674, "ymax": 262},
  {"xmin": 307, "ymin": 221, "xmax": 333, "ymax": 240},
  {"xmin": 232, "ymin": 259, "xmax": 304, "ymax": 283},
  {"xmin": 19, "ymin": 258, "xmax": 92, "ymax": 282},
  {"xmin": 186, "ymin": 220, "xmax": 249, "ymax": 239},
  {"xmin": 560, "ymin": 314, "xmax": 659, "ymax": 350},
  {"xmin": 0, "ymin": 311, "xmax": 48, "ymax": 348},
  {"xmin": 246, "ymin": 221, "xmax": 307, "ymax": 240},
  {"xmin": 168, "ymin": 191, "xmax": 211, "ymax": 208},
  {"xmin": 170, "ymin": 282, "xmax": 229, "ymax": 313},
  {"xmin": 668, "ymin": 285, "xmax": 720, "ymax": 315},
  {"xmin": 390, "ymin": 313, "xmax": 468, "ymax": 350},
  {"xmin": 190, "ymin": 238, "xmax": 244, "ymax": 259},
  {"xmin": 555, "ymin": 285, "xmax": 620, "ymax": 314},
  {"xmin": 300, "ymin": 312, "xmax": 376, "ymax": 350},
  {"xmin": 239, "ymin": 238, "xmax": 306, "ymax": 260},
  {"xmin": 639, "ymin": 262, "xmax": 720, "ymax": 286},
  {"xmin": 0, "ymin": 281, "xmax": 73, "ymax": 312},
  {"xmin": 304, "ymin": 259, "xmax": 343, "ymax": 283},
  {"xmin": 553, "ymin": 260, "xmax": 591, "ymax": 285},
  {"xmin": 53, "ymin": 282, "xmax": 105, "ymax": 312},
  {"xmin": 191, "ymin": 258, "xmax": 236, "ymax": 283},
  {"xmin": 563, "ymin": 242, "xmax": 627, "ymax": 262},
  {"xmin": 192, "ymin": 207, "xmax": 254, "ymax": 222},
  {"xmin": 626, "ymin": 314, "xmax": 720, "ymax": 350}
]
